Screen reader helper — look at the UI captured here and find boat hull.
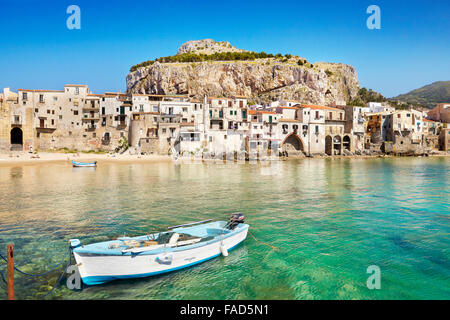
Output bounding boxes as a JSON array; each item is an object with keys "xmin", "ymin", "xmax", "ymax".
[
  {"xmin": 72, "ymin": 161, "xmax": 97, "ymax": 167},
  {"xmin": 73, "ymin": 226, "xmax": 248, "ymax": 285}
]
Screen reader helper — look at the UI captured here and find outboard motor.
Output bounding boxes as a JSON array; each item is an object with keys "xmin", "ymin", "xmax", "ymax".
[{"xmin": 226, "ymin": 213, "xmax": 245, "ymax": 230}]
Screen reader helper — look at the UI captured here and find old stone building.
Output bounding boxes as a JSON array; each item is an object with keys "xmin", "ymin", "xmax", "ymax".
[
  {"xmin": 2, "ymin": 85, "xmax": 445, "ymax": 158},
  {"xmin": 0, "ymin": 85, "xmax": 130, "ymax": 152},
  {"xmin": 343, "ymin": 106, "xmax": 366, "ymax": 152},
  {"xmin": 385, "ymin": 109, "xmax": 424, "ymax": 155}
]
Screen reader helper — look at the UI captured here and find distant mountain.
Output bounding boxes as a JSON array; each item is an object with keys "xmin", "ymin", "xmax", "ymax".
[{"xmin": 391, "ymin": 81, "xmax": 450, "ymax": 109}]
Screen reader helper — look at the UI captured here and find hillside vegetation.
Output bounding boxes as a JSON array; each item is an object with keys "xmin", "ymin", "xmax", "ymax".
[
  {"xmin": 130, "ymin": 52, "xmax": 303, "ymax": 72},
  {"xmin": 392, "ymin": 81, "xmax": 450, "ymax": 109}
]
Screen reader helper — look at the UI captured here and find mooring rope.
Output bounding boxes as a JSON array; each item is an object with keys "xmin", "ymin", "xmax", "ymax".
[
  {"xmin": 0, "ymin": 247, "xmax": 73, "ymax": 297},
  {"xmin": 248, "ymin": 230, "xmax": 279, "ymax": 251},
  {"xmin": 0, "ymin": 248, "xmax": 70, "ymax": 277},
  {"xmin": 43, "ymin": 249, "xmax": 72, "ymax": 298},
  {"xmin": 0, "ymin": 268, "xmax": 6, "ymax": 285}
]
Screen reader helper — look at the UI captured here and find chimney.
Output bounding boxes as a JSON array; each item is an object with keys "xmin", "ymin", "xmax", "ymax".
[{"xmin": 3, "ymin": 88, "xmax": 10, "ymax": 99}]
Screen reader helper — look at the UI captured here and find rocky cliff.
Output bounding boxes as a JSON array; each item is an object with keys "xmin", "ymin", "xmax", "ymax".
[{"xmin": 126, "ymin": 39, "xmax": 360, "ymax": 105}]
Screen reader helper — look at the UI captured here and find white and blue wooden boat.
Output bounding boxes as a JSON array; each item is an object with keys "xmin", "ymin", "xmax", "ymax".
[
  {"xmin": 72, "ymin": 160, "xmax": 97, "ymax": 167},
  {"xmin": 70, "ymin": 214, "xmax": 248, "ymax": 285}
]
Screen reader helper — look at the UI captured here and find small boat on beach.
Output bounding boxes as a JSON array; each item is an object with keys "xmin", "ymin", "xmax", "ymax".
[
  {"xmin": 72, "ymin": 160, "xmax": 97, "ymax": 167},
  {"xmin": 70, "ymin": 213, "xmax": 248, "ymax": 285}
]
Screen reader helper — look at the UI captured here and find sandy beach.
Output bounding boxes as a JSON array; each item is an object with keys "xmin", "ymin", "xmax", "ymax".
[
  {"xmin": 0, "ymin": 150, "xmax": 448, "ymax": 167},
  {"xmin": 0, "ymin": 151, "xmax": 173, "ymax": 166}
]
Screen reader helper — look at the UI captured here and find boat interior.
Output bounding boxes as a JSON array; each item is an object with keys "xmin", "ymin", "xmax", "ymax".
[{"xmin": 73, "ymin": 221, "xmax": 242, "ymax": 255}]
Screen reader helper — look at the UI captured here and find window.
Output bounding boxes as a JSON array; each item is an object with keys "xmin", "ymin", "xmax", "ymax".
[
  {"xmin": 34, "ymin": 108, "xmax": 38, "ymax": 113},
  {"xmin": 39, "ymin": 95, "xmax": 44, "ymax": 103},
  {"xmin": 51, "ymin": 119, "xmax": 54, "ymax": 125},
  {"xmin": 315, "ymin": 111, "xmax": 319, "ymax": 119},
  {"xmin": 74, "ymin": 110, "xmax": 78, "ymax": 115},
  {"xmin": 59, "ymin": 115, "xmax": 62, "ymax": 120},
  {"xmin": 47, "ymin": 110, "xmax": 51, "ymax": 114},
  {"xmin": 102, "ymin": 107, "xmax": 105, "ymax": 115},
  {"xmin": 315, "ymin": 125, "xmax": 319, "ymax": 133},
  {"xmin": 75, "ymin": 87, "xmax": 79, "ymax": 95},
  {"xmin": 22, "ymin": 92, "xmax": 27, "ymax": 100}
]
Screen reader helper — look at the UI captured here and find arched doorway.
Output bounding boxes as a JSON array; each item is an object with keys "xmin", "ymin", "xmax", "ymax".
[
  {"xmin": 333, "ymin": 135, "xmax": 342, "ymax": 155},
  {"xmin": 281, "ymin": 133, "xmax": 304, "ymax": 156},
  {"xmin": 325, "ymin": 135, "xmax": 333, "ymax": 155},
  {"xmin": 343, "ymin": 135, "xmax": 351, "ymax": 151},
  {"xmin": 10, "ymin": 127, "xmax": 23, "ymax": 149}
]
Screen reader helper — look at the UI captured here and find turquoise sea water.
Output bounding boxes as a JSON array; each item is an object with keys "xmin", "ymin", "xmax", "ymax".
[{"xmin": 0, "ymin": 157, "xmax": 449, "ymax": 300}]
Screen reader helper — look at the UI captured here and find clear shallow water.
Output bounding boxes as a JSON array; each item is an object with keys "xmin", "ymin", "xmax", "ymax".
[{"xmin": 0, "ymin": 157, "xmax": 449, "ymax": 300}]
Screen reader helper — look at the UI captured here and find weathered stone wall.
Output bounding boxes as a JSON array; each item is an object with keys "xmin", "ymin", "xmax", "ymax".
[
  {"xmin": 0, "ymin": 101, "xmax": 11, "ymax": 151},
  {"xmin": 391, "ymin": 133, "xmax": 423, "ymax": 154}
]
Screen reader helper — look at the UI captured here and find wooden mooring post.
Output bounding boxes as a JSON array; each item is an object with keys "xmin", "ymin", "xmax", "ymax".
[{"xmin": 7, "ymin": 244, "xmax": 14, "ymax": 300}]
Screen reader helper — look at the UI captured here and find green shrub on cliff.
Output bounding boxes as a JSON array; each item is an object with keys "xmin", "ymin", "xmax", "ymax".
[{"xmin": 130, "ymin": 51, "xmax": 283, "ymax": 72}]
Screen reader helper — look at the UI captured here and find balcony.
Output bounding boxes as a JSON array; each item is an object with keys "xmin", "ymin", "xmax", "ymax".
[
  {"xmin": 86, "ymin": 124, "xmax": 96, "ymax": 131},
  {"xmin": 11, "ymin": 117, "xmax": 22, "ymax": 126},
  {"xmin": 36, "ymin": 126, "xmax": 56, "ymax": 133},
  {"xmin": 82, "ymin": 115, "xmax": 100, "ymax": 121},
  {"xmin": 82, "ymin": 106, "xmax": 100, "ymax": 112}
]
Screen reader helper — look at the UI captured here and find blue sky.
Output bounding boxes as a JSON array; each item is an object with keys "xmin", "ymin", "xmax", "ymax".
[{"xmin": 0, "ymin": 0, "xmax": 449, "ymax": 97}]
